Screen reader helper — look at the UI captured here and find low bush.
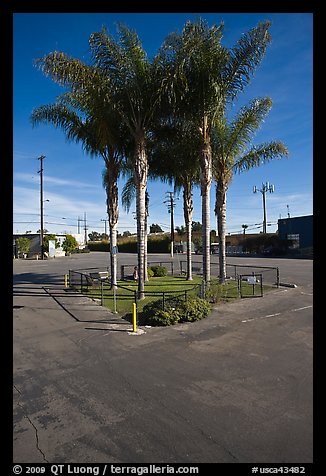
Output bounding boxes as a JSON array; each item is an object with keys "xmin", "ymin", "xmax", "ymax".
[
  {"xmin": 149, "ymin": 265, "xmax": 167, "ymax": 277},
  {"xmin": 205, "ymin": 282, "xmax": 224, "ymax": 303},
  {"xmin": 147, "ymin": 267, "xmax": 155, "ymax": 278},
  {"xmin": 141, "ymin": 299, "xmax": 179, "ymax": 326},
  {"xmin": 177, "ymin": 297, "xmax": 211, "ymax": 322},
  {"xmin": 140, "ymin": 296, "xmax": 210, "ymax": 326}
]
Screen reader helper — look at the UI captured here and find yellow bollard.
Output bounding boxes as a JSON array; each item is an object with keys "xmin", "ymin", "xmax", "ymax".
[
  {"xmin": 64, "ymin": 274, "xmax": 68, "ymax": 288},
  {"xmin": 132, "ymin": 302, "xmax": 137, "ymax": 333}
]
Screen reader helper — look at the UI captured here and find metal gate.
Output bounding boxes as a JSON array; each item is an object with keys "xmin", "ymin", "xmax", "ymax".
[{"xmin": 238, "ymin": 273, "xmax": 263, "ymax": 298}]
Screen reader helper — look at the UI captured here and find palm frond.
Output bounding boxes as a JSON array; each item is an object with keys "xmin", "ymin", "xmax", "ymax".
[
  {"xmin": 226, "ymin": 97, "xmax": 273, "ymax": 157},
  {"xmin": 121, "ymin": 176, "xmax": 136, "ymax": 213},
  {"xmin": 233, "ymin": 141, "xmax": 289, "ymax": 174},
  {"xmin": 223, "ymin": 21, "xmax": 272, "ymax": 100}
]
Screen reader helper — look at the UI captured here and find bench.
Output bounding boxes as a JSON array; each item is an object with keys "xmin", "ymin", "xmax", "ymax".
[{"xmin": 85, "ymin": 271, "xmax": 110, "ymax": 286}]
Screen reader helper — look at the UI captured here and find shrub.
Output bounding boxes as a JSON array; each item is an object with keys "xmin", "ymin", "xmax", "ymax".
[
  {"xmin": 87, "ymin": 241, "xmax": 110, "ymax": 252},
  {"xmin": 205, "ymin": 282, "xmax": 224, "ymax": 303},
  {"xmin": 147, "ymin": 267, "xmax": 154, "ymax": 278},
  {"xmin": 16, "ymin": 237, "xmax": 31, "ymax": 256},
  {"xmin": 149, "ymin": 265, "xmax": 167, "ymax": 277},
  {"xmin": 140, "ymin": 296, "xmax": 210, "ymax": 326},
  {"xmin": 62, "ymin": 234, "xmax": 78, "ymax": 254},
  {"xmin": 141, "ymin": 299, "xmax": 179, "ymax": 326},
  {"xmin": 177, "ymin": 297, "xmax": 211, "ymax": 322}
]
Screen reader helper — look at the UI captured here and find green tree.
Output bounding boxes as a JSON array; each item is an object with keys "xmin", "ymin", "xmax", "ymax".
[
  {"xmin": 31, "ymin": 45, "xmax": 126, "ymax": 289},
  {"xmin": 16, "ymin": 237, "xmax": 31, "ymax": 257},
  {"xmin": 89, "ymin": 25, "xmax": 167, "ymax": 299},
  {"xmin": 150, "ymin": 223, "xmax": 163, "ymax": 233},
  {"xmin": 147, "ymin": 117, "xmax": 201, "ymax": 280},
  {"xmin": 43, "ymin": 234, "xmax": 59, "ymax": 253},
  {"xmin": 212, "ymin": 97, "xmax": 288, "ymax": 282},
  {"xmin": 159, "ymin": 18, "xmax": 273, "ymax": 283},
  {"xmin": 88, "ymin": 231, "xmax": 102, "ymax": 241},
  {"xmin": 62, "ymin": 234, "xmax": 78, "ymax": 254}
]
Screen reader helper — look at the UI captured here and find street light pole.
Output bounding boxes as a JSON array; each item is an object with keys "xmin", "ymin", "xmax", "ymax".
[
  {"xmin": 253, "ymin": 182, "xmax": 274, "ymax": 233},
  {"xmin": 38, "ymin": 155, "xmax": 45, "ymax": 259}
]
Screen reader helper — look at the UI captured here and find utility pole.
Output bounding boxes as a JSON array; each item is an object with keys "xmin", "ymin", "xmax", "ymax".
[
  {"xmin": 77, "ymin": 216, "xmax": 82, "ymax": 234},
  {"xmin": 101, "ymin": 218, "xmax": 108, "ymax": 237},
  {"xmin": 164, "ymin": 192, "xmax": 177, "ymax": 257},
  {"xmin": 253, "ymin": 182, "xmax": 274, "ymax": 233},
  {"xmin": 84, "ymin": 212, "xmax": 88, "ymax": 245},
  {"xmin": 37, "ymin": 155, "xmax": 45, "ymax": 259}
]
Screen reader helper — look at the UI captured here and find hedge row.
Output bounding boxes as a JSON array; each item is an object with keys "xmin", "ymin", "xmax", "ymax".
[{"xmin": 87, "ymin": 236, "xmax": 171, "ymax": 253}]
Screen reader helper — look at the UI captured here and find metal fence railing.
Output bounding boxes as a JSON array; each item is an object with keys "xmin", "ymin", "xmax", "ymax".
[
  {"xmin": 68, "ymin": 267, "xmax": 204, "ymax": 320},
  {"xmin": 179, "ymin": 260, "xmax": 279, "ymax": 287}
]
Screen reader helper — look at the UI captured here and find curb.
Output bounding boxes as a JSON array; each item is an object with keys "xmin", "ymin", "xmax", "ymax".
[{"xmin": 279, "ymin": 282, "xmax": 297, "ymax": 288}]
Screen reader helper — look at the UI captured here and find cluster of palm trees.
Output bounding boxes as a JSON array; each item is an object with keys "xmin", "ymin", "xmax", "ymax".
[{"xmin": 31, "ymin": 18, "xmax": 288, "ymax": 299}]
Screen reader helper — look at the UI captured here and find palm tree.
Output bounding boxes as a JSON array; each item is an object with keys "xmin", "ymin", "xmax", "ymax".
[
  {"xmin": 147, "ymin": 117, "xmax": 201, "ymax": 280},
  {"xmin": 89, "ymin": 25, "xmax": 166, "ymax": 299},
  {"xmin": 120, "ymin": 174, "xmax": 150, "ymax": 282},
  {"xmin": 212, "ymin": 97, "xmax": 289, "ymax": 283},
  {"xmin": 31, "ymin": 70, "xmax": 125, "ymax": 288},
  {"xmin": 158, "ymin": 18, "xmax": 273, "ymax": 284}
]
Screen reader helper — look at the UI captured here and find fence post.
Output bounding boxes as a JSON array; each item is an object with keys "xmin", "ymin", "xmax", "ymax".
[
  {"xmin": 101, "ymin": 280, "xmax": 104, "ymax": 306},
  {"xmin": 276, "ymin": 267, "xmax": 280, "ymax": 287}
]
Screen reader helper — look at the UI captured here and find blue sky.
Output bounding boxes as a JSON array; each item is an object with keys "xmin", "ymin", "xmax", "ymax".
[{"xmin": 13, "ymin": 12, "xmax": 313, "ymax": 237}]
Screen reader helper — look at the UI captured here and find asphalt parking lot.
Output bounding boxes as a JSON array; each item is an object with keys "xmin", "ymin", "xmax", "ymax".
[{"xmin": 13, "ymin": 253, "xmax": 313, "ymax": 464}]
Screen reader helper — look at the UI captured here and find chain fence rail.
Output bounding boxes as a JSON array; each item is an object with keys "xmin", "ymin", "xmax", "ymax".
[{"xmin": 179, "ymin": 260, "xmax": 279, "ymax": 287}]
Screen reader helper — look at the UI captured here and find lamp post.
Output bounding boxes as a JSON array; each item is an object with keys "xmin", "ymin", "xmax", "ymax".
[{"xmin": 253, "ymin": 182, "xmax": 274, "ymax": 233}]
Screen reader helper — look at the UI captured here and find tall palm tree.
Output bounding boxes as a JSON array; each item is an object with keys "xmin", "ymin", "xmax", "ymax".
[
  {"xmin": 159, "ymin": 18, "xmax": 272, "ymax": 284},
  {"xmin": 147, "ymin": 117, "xmax": 201, "ymax": 280},
  {"xmin": 31, "ymin": 62, "xmax": 125, "ymax": 288},
  {"xmin": 120, "ymin": 174, "xmax": 150, "ymax": 282},
  {"xmin": 212, "ymin": 97, "xmax": 289, "ymax": 283},
  {"xmin": 89, "ymin": 25, "xmax": 166, "ymax": 299}
]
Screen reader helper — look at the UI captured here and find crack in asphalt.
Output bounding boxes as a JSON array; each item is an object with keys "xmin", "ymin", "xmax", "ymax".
[{"xmin": 14, "ymin": 385, "xmax": 49, "ymax": 463}]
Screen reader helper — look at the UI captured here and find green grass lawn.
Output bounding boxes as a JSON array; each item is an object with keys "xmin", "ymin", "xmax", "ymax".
[{"xmin": 83, "ymin": 275, "xmax": 272, "ymax": 316}]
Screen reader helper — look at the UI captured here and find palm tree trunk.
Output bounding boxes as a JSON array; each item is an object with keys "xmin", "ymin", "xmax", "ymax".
[
  {"xmin": 216, "ymin": 180, "xmax": 227, "ymax": 284},
  {"xmin": 134, "ymin": 136, "xmax": 148, "ymax": 300},
  {"xmin": 183, "ymin": 180, "xmax": 193, "ymax": 281},
  {"xmin": 144, "ymin": 190, "xmax": 149, "ymax": 282},
  {"xmin": 109, "ymin": 223, "xmax": 118, "ymax": 287},
  {"xmin": 106, "ymin": 162, "xmax": 119, "ymax": 288},
  {"xmin": 200, "ymin": 139, "xmax": 212, "ymax": 284}
]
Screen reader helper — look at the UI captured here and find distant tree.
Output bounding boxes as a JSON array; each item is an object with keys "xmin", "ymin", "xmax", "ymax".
[
  {"xmin": 122, "ymin": 230, "xmax": 132, "ymax": 237},
  {"xmin": 43, "ymin": 234, "xmax": 60, "ymax": 252},
  {"xmin": 36, "ymin": 229, "xmax": 49, "ymax": 234},
  {"xmin": 16, "ymin": 237, "xmax": 31, "ymax": 257},
  {"xmin": 62, "ymin": 234, "xmax": 78, "ymax": 254},
  {"xmin": 176, "ymin": 225, "xmax": 186, "ymax": 236},
  {"xmin": 150, "ymin": 223, "xmax": 163, "ymax": 233},
  {"xmin": 88, "ymin": 231, "xmax": 102, "ymax": 242},
  {"xmin": 192, "ymin": 221, "xmax": 202, "ymax": 232}
]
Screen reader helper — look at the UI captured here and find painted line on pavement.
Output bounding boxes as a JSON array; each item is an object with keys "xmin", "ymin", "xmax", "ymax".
[{"xmin": 242, "ymin": 305, "xmax": 312, "ymax": 323}]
